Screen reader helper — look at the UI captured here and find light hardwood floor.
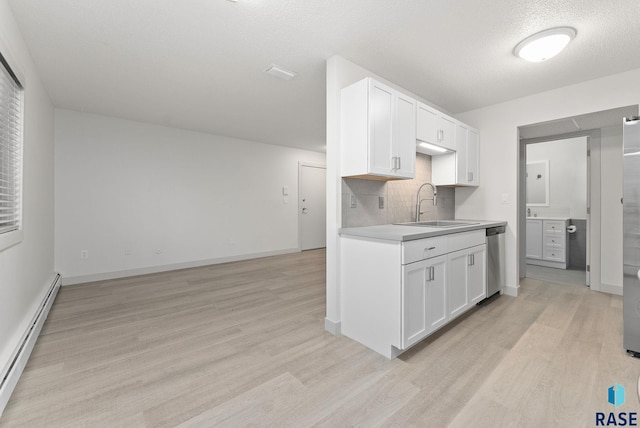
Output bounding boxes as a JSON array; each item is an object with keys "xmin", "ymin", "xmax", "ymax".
[{"xmin": 1, "ymin": 249, "xmax": 638, "ymax": 427}]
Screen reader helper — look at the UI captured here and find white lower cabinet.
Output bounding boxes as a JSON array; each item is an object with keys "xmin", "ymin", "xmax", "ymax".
[
  {"xmin": 341, "ymin": 230, "xmax": 487, "ymax": 359},
  {"xmin": 402, "ymin": 255, "xmax": 447, "ymax": 349},
  {"xmin": 447, "ymin": 245, "xmax": 487, "ymax": 320},
  {"xmin": 526, "ymin": 218, "xmax": 568, "ymax": 269},
  {"xmin": 468, "ymin": 245, "xmax": 487, "ymax": 305}
]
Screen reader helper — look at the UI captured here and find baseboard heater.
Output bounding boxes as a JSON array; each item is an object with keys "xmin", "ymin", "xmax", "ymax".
[{"xmin": 0, "ymin": 273, "xmax": 61, "ymax": 417}]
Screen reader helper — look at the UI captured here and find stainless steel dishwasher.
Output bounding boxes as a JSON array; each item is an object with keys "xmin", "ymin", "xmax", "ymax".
[{"xmin": 482, "ymin": 225, "xmax": 506, "ymax": 303}]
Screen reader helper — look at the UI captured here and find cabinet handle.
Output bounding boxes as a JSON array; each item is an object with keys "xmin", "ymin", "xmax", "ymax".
[
  {"xmin": 426, "ymin": 266, "xmax": 434, "ymax": 282},
  {"xmin": 427, "ymin": 246, "xmax": 436, "ymax": 251},
  {"xmin": 468, "ymin": 172, "xmax": 474, "ymax": 182},
  {"xmin": 391, "ymin": 156, "xmax": 401, "ymax": 170},
  {"xmin": 397, "ymin": 157, "xmax": 401, "ymax": 170},
  {"xmin": 431, "ymin": 266, "xmax": 435, "ymax": 281}
]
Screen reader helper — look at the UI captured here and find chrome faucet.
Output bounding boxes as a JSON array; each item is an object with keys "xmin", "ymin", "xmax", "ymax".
[{"xmin": 415, "ymin": 182, "xmax": 437, "ymax": 222}]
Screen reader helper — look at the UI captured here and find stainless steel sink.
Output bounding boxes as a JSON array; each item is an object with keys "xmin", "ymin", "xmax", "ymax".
[{"xmin": 394, "ymin": 220, "xmax": 479, "ymax": 228}]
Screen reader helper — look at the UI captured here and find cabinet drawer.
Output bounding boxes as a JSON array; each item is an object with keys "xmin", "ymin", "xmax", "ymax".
[
  {"xmin": 543, "ymin": 235, "xmax": 565, "ymax": 249},
  {"xmin": 543, "ymin": 221, "xmax": 566, "ymax": 235},
  {"xmin": 543, "ymin": 248, "xmax": 566, "ymax": 262},
  {"xmin": 402, "ymin": 236, "xmax": 448, "ymax": 264},
  {"xmin": 448, "ymin": 230, "xmax": 485, "ymax": 252}
]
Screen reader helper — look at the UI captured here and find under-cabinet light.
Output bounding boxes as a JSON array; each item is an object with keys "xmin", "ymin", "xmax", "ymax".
[{"xmin": 419, "ymin": 142, "xmax": 448, "ymax": 153}]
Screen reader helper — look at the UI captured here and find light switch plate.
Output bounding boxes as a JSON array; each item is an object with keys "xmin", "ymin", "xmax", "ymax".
[
  {"xmin": 282, "ymin": 186, "xmax": 289, "ymax": 196},
  {"xmin": 379, "ymin": 196, "xmax": 384, "ymax": 209},
  {"xmin": 501, "ymin": 193, "xmax": 509, "ymax": 204},
  {"xmin": 350, "ymin": 195, "xmax": 357, "ymax": 208}
]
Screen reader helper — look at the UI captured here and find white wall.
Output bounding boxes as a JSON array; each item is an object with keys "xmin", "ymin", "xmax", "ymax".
[
  {"xmin": 526, "ymin": 136, "xmax": 588, "ymax": 219},
  {"xmin": 55, "ymin": 110, "xmax": 325, "ymax": 284},
  {"xmin": 0, "ymin": 0, "xmax": 55, "ymax": 382},
  {"xmin": 456, "ymin": 68, "xmax": 640, "ymax": 295},
  {"xmin": 601, "ymin": 125, "xmax": 624, "ymax": 292}
]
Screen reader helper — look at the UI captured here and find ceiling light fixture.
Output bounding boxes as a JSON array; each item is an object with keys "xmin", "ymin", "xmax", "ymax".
[
  {"xmin": 514, "ymin": 27, "xmax": 576, "ymax": 62},
  {"xmin": 265, "ymin": 64, "xmax": 297, "ymax": 81}
]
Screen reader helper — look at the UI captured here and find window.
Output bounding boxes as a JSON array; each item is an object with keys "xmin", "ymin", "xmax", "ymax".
[{"xmin": 0, "ymin": 51, "xmax": 23, "ymax": 249}]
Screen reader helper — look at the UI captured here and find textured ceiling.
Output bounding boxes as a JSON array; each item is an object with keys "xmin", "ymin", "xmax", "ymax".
[{"xmin": 7, "ymin": 0, "xmax": 640, "ymax": 152}]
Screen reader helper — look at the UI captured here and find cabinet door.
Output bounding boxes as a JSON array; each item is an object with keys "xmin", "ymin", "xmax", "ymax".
[
  {"xmin": 526, "ymin": 220, "xmax": 543, "ymax": 259},
  {"xmin": 402, "ymin": 255, "xmax": 447, "ymax": 349},
  {"xmin": 455, "ymin": 123, "xmax": 469, "ymax": 185},
  {"xmin": 426, "ymin": 256, "xmax": 448, "ymax": 332},
  {"xmin": 468, "ymin": 245, "xmax": 487, "ymax": 305},
  {"xmin": 438, "ymin": 115, "xmax": 456, "ymax": 151},
  {"xmin": 448, "ymin": 249, "xmax": 469, "ymax": 319},
  {"xmin": 416, "ymin": 102, "xmax": 438, "ymax": 144},
  {"xmin": 402, "ymin": 260, "xmax": 429, "ymax": 349},
  {"xmin": 467, "ymin": 129, "xmax": 479, "ymax": 186},
  {"xmin": 394, "ymin": 92, "xmax": 416, "ymax": 178},
  {"xmin": 368, "ymin": 80, "xmax": 394, "ymax": 176}
]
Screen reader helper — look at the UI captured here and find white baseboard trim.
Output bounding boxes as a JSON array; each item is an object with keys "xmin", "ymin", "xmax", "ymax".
[
  {"xmin": 503, "ymin": 284, "xmax": 519, "ymax": 297},
  {"xmin": 0, "ymin": 273, "xmax": 61, "ymax": 417},
  {"xmin": 600, "ymin": 282, "xmax": 623, "ymax": 296},
  {"xmin": 61, "ymin": 248, "xmax": 301, "ymax": 286},
  {"xmin": 324, "ymin": 318, "xmax": 341, "ymax": 336}
]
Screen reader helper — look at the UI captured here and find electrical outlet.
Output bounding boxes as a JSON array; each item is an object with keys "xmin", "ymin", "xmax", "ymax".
[
  {"xmin": 124, "ymin": 249, "xmax": 131, "ymax": 256},
  {"xmin": 80, "ymin": 250, "xmax": 88, "ymax": 259},
  {"xmin": 379, "ymin": 196, "xmax": 385, "ymax": 209},
  {"xmin": 350, "ymin": 194, "xmax": 357, "ymax": 208}
]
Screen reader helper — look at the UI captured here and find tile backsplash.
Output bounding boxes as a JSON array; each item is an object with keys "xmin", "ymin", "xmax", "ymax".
[{"xmin": 342, "ymin": 153, "xmax": 455, "ymax": 227}]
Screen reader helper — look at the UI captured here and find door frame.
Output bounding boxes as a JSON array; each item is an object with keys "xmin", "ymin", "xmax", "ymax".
[
  {"xmin": 518, "ymin": 130, "xmax": 600, "ymax": 290},
  {"xmin": 298, "ymin": 162, "xmax": 327, "ymax": 251}
]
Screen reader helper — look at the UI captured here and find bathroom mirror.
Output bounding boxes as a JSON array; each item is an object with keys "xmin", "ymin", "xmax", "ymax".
[{"xmin": 526, "ymin": 160, "xmax": 549, "ymax": 206}]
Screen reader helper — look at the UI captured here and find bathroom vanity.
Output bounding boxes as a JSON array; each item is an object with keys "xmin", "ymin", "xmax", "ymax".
[{"xmin": 526, "ymin": 217, "xmax": 569, "ymax": 269}]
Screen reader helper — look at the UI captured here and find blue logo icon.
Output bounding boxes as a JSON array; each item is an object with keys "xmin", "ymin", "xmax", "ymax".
[{"xmin": 608, "ymin": 383, "xmax": 626, "ymax": 408}]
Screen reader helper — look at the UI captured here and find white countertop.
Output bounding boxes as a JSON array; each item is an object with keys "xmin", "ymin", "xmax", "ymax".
[{"xmin": 339, "ymin": 220, "xmax": 507, "ymax": 242}]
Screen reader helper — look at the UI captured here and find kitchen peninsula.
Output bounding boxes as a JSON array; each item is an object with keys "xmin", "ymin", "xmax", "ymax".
[{"xmin": 339, "ymin": 220, "xmax": 506, "ymax": 359}]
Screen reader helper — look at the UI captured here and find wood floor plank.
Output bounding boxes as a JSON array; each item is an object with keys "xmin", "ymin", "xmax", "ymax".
[{"xmin": 176, "ymin": 372, "xmax": 307, "ymax": 428}]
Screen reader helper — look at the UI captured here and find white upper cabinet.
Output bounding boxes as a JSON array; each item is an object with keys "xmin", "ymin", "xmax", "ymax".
[
  {"xmin": 341, "ymin": 78, "xmax": 416, "ymax": 180},
  {"xmin": 432, "ymin": 123, "xmax": 480, "ymax": 187},
  {"xmin": 416, "ymin": 101, "xmax": 456, "ymax": 152}
]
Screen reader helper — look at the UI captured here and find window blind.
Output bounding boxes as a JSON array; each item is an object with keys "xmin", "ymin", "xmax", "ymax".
[{"xmin": 0, "ymin": 53, "xmax": 23, "ymax": 236}]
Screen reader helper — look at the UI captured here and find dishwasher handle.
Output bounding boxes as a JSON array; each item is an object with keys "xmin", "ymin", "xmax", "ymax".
[{"xmin": 486, "ymin": 226, "xmax": 505, "ymax": 236}]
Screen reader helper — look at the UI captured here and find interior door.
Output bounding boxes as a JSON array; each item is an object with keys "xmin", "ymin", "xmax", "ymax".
[{"xmin": 299, "ymin": 163, "xmax": 326, "ymax": 251}]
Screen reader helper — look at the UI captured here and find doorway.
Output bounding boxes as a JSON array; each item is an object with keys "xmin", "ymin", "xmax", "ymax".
[
  {"xmin": 299, "ymin": 162, "xmax": 326, "ymax": 251},
  {"xmin": 523, "ymin": 136, "xmax": 589, "ymax": 286},
  {"xmin": 518, "ymin": 105, "xmax": 638, "ymax": 294}
]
